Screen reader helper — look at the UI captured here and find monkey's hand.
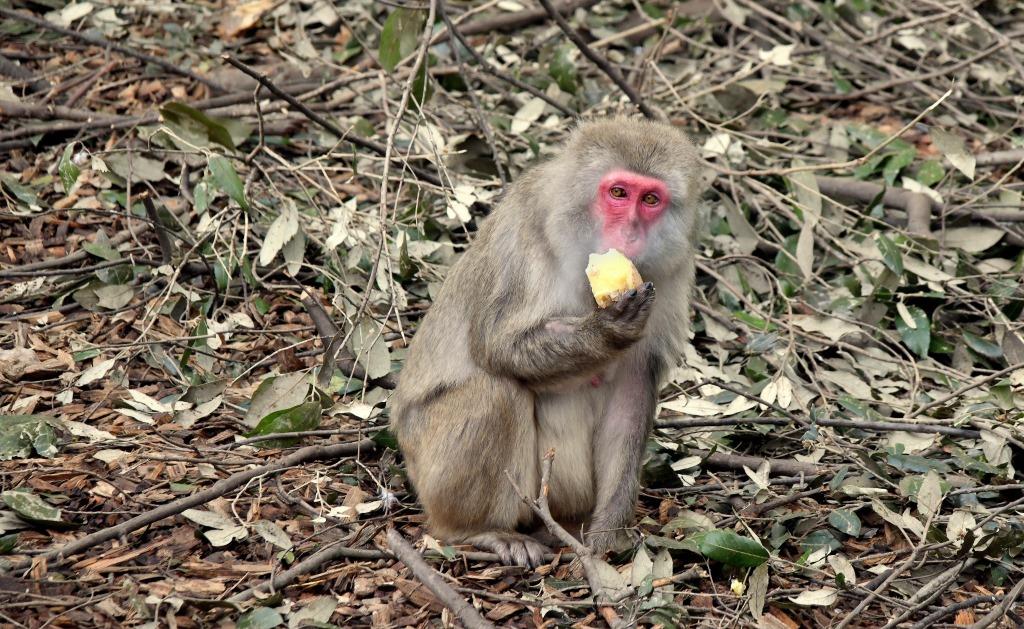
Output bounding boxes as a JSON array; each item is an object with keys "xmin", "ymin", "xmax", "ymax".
[{"xmin": 593, "ymin": 281, "xmax": 655, "ymax": 347}]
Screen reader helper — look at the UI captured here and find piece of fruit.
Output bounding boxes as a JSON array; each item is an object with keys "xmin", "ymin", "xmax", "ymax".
[{"xmin": 586, "ymin": 248, "xmax": 643, "ymax": 308}]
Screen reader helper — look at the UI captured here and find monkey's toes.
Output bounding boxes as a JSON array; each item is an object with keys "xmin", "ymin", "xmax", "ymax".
[{"xmin": 468, "ymin": 532, "xmax": 549, "ymax": 568}]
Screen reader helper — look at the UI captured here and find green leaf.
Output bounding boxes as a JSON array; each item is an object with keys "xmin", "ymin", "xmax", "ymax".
[
  {"xmin": 963, "ymin": 331, "xmax": 1002, "ymax": 359},
  {"xmin": 2, "ymin": 490, "xmax": 62, "ymax": 524},
  {"xmin": 548, "ymin": 44, "xmax": 578, "ymax": 93},
  {"xmin": 409, "ymin": 59, "xmax": 434, "ymax": 108},
  {"xmin": 82, "ymin": 241, "xmax": 121, "ymax": 261},
  {"xmin": 895, "ymin": 305, "xmax": 930, "ymax": 358},
  {"xmin": 917, "ymin": 160, "xmax": 945, "ymax": 186},
  {"xmin": 372, "ymin": 428, "xmax": 399, "ymax": 450},
  {"xmin": 875, "ymin": 234, "xmax": 903, "ymax": 276},
  {"xmin": 733, "ymin": 311, "xmax": 775, "ymax": 331},
  {"xmin": 882, "ymin": 146, "xmax": 916, "ymax": 186},
  {"xmin": 831, "ymin": 69, "xmax": 852, "ymax": 94},
  {"xmin": 237, "ymin": 607, "xmax": 284, "ymax": 629},
  {"xmin": 828, "ymin": 509, "xmax": 862, "ymax": 536},
  {"xmin": 58, "ymin": 143, "xmax": 80, "ymax": 193},
  {"xmin": 691, "ymin": 530, "xmax": 769, "ymax": 567},
  {"xmin": 378, "ymin": 8, "xmax": 427, "ymax": 73},
  {"xmin": 853, "ymin": 154, "xmax": 886, "ymax": 179},
  {"xmin": 799, "ymin": 530, "xmax": 841, "ymax": 555},
  {"xmin": 0, "ymin": 172, "xmax": 39, "ymax": 206},
  {"xmin": 0, "ymin": 414, "xmax": 60, "ymax": 460},
  {"xmin": 0, "ymin": 533, "xmax": 17, "ymax": 554},
  {"xmin": 208, "ymin": 155, "xmax": 249, "ymax": 211},
  {"xmin": 160, "ymin": 102, "xmax": 245, "ymax": 151},
  {"xmin": 245, "ymin": 401, "xmax": 322, "ymax": 447}
]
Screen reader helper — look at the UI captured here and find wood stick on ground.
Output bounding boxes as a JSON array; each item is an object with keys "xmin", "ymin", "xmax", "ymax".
[
  {"xmin": 695, "ymin": 450, "xmax": 823, "ymax": 476},
  {"xmin": 657, "ymin": 416, "xmax": 981, "ymax": 438},
  {"xmin": 387, "ymin": 529, "xmax": 496, "ymax": 629},
  {"xmin": 815, "ymin": 176, "xmax": 1024, "ymax": 223},
  {"xmin": 0, "ymin": 195, "xmax": 192, "ymax": 276},
  {"xmin": 229, "ymin": 542, "xmax": 393, "ymax": 604},
  {"xmin": 967, "ymin": 578, "xmax": 1024, "ymax": 629},
  {"xmin": 6, "ymin": 439, "xmax": 375, "ymax": 573},
  {"xmin": 905, "ymin": 362, "xmax": 1024, "ymax": 420},
  {"xmin": 222, "ymin": 54, "xmax": 443, "ymax": 188},
  {"xmin": 908, "ymin": 595, "xmax": 999, "ymax": 629},
  {"xmin": 0, "ymin": 53, "xmax": 50, "ymax": 93},
  {"xmin": 536, "ymin": 0, "xmax": 658, "ymax": 120},
  {"xmin": 835, "ymin": 509, "xmax": 939, "ymax": 629},
  {"xmin": 436, "ymin": 0, "xmax": 601, "ymax": 41},
  {"xmin": 0, "ymin": 6, "xmax": 226, "ymax": 94}
]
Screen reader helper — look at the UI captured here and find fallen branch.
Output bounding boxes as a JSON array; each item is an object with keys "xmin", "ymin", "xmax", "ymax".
[
  {"xmin": 695, "ymin": 450, "xmax": 823, "ymax": 476},
  {"xmin": 657, "ymin": 416, "xmax": 981, "ymax": 438},
  {"xmin": 438, "ymin": 0, "xmax": 601, "ymax": 41},
  {"xmin": 7, "ymin": 439, "xmax": 375, "ymax": 572},
  {"xmin": 816, "ymin": 172, "xmax": 1024, "ymax": 246},
  {"xmin": 536, "ymin": 0, "xmax": 658, "ymax": 120},
  {"xmin": 229, "ymin": 542, "xmax": 391, "ymax": 604},
  {"xmin": 0, "ymin": 53, "xmax": 49, "ymax": 93},
  {"xmin": 0, "ymin": 101, "xmax": 120, "ymax": 122},
  {"xmin": 0, "ymin": 6, "xmax": 226, "ymax": 94},
  {"xmin": 387, "ymin": 529, "xmax": 496, "ymax": 629},
  {"xmin": 816, "ymin": 42, "xmax": 1007, "ymax": 102},
  {"xmin": 908, "ymin": 595, "xmax": 999, "ymax": 629},
  {"xmin": 905, "ymin": 362, "xmax": 1024, "ymax": 420},
  {"xmin": 976, "ymin": 148, "xmax": 1024, "ymax": 167},
  {"xmin": 967, "ymin": 579, "xmax": 1024, "ymax": 629}
]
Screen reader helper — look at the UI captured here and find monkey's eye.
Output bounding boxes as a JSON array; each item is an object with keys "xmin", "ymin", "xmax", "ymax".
[
  {"xmin": 609, "ymin": 186, "xmax": 627, "ymax": 199},
  {"xmin": 642, "ymin": 192, "xmax": 660, "ymax": 205}
]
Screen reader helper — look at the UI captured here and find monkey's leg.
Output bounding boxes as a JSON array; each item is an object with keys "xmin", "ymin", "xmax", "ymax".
[
  {"xmin": 405, "ymin": 376, "xmax": 549, "ymax": 567},
  {"xmin": 586, "ymin": 352, "xmax": 659, "ymax": 553}
]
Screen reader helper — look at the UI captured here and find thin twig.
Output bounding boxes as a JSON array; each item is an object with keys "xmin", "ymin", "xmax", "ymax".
[
  {"xmin": 440, "ymin": 0, "xmax": 508, "ymax": 186},
  {"xmin": 0, "ymin": 6, "xmax": 226, "ymax": 93},
  {"xmin": 536, "ymin": 0, "xmax": 658, "ymax": 120},
  {"xmin": 714, "ymin": 87, "xmax": 953, "ymax": 177},
  {"xmin": 505, "ymin": 450, "xmax": 624, "ymax": 624},
  {"xmin": 657, "ymin": 416, "xmax": 980, "ymax": 438},
  {"xmin": 967, "ymin": 579, "xmax": 1024, "ymax": 629},
  {"xmin": 905, "ymin": 362, "xmax": 1024, "ymax": 420},
  {"xmin": 13, "ymin": 440, "xmax": 375, "ymax": 572},
  {"xmin": 221, "ymin": 54, "xmax": 442, "ymax": 187},
  {"xmin": 387, "ymin": 529, "xmax": 496, "ymax": 629},
  {"xmin": 440, "ymin": 0, "xmax": 575, "ymax": 118}
]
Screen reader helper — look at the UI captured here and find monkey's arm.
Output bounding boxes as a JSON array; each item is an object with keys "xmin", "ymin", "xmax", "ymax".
[{"xmin": 473, "ymin": 283, "xmax": 655, "ymax": 385}]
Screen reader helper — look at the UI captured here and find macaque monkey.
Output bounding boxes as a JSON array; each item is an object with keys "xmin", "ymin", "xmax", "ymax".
[{"xmin": 391, "ymin": 118, "xmax": 701, "ymax": 566}]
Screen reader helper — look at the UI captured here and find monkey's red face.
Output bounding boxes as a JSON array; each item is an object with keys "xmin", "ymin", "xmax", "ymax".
[{"xmin": 593, "ymin": 169, "xmax": 670, "ymax": 258}]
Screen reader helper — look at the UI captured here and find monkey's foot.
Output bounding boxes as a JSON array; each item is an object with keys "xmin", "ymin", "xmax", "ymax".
[
  {"xmin": 584, "ymin": 528, "xmax": 633, "ymax": 556},
  {"xmin": 466, "ymin": 532, "xmax": 549, "ymax": 568}
]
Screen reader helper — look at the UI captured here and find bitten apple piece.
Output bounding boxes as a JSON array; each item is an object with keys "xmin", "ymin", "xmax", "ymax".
[{"xmin": 586, "ymin": 248, "xmax": 644, "ymax": 308}]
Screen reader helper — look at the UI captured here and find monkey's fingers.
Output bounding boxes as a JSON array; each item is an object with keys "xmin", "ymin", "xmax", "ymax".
[{"xmin": 614, "ymin": 281, "xmax": 656, "ymax": 322}]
